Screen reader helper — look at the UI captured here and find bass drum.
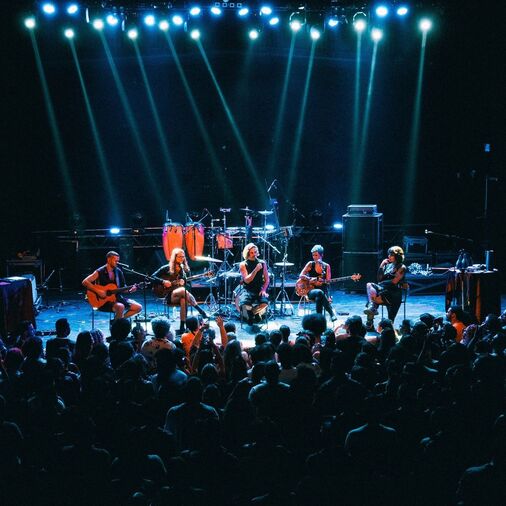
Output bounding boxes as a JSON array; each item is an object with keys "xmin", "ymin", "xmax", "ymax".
[
  {"xmin": 216, "ymin": 233, "xmax": 233, "ymax": 250},
  {"xmin": 162, "ymin": 223, "xmax": 184, "ymax": 261},
  {"xmin": 184, "ymin": 223, "xmax": 205, "ymax": 261}
]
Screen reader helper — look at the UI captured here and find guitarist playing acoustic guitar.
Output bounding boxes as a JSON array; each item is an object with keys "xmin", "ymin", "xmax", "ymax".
[
  {"xmin": 82, "ymin": 251, "xmax": 142, "ymax": 320},
  {"xmin": 152, "ymin": 248, "xmax": 208, "ymax": 333},
  {"xmin": 298, "ymin": 244, "xmax": 339, "ymax": 322}
]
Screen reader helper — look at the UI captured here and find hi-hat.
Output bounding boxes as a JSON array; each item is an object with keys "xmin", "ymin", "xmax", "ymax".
[
  {"xmin": 194, "ymin": 255, "xmax": 223, "ymax": 263},
  {"xmin": 240, "ymin": 207, "xmax": 256, "ymax": 213},
  {"xmin": 258, "ymin": 210, "xmax": 273, "ymax": 216},
  {"xmin": 274, "ymin": 261, "xmax": 295, "ymax": 267},
  {"xmin": 221, "ymin": 271, "xmax": 242, "ymax": 278},
  {"xmin": 220, "ymin": 208, "xmax": 231, "ymax": 213}
]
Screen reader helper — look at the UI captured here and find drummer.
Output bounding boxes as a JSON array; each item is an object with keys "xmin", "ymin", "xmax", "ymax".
[
  {"xmin": 298, "ymin": 244, "xmax": 337, "ymax": 322},
  {"xmin": 152, "ymin": 248, "xmax": 208, "ymax": 333},
  {"xmin": 239, "ymin": 243, "xmax": 270, "ymax": 324}
]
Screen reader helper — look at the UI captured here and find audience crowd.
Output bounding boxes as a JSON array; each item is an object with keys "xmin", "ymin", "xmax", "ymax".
[{"xmin": 1, "ymin": 307, "xmax": 506, "ymax": 505}]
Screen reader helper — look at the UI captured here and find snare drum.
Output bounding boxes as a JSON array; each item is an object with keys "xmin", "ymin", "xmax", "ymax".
[
  {"xmin": 162, "ymin": 223, "xmax": 184, "ymax": 261},
  {"xmin": 216, "ymin": 232, "xmax": 233, "ymax": 250},
  {"xmin": 184, "ymin": 223, "xmax": 205, "ymax": 261}
]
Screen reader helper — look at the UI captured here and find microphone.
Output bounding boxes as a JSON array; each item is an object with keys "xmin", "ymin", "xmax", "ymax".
[
  {"xmin": 118, "ymin": 262, "xmax": 130, "ymax": 268},
  {"xmin": 267, "ymin": 179, "xmax": 277, "ymax": 192}
]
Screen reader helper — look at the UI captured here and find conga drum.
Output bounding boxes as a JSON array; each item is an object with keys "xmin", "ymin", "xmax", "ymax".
[
  {"xmin": 162, "ymin": 223, "xmax": 184, "ymax": 261},
  {"xmin": 184, "ymin": 223, "xmax": 205, "ymax": 261}
]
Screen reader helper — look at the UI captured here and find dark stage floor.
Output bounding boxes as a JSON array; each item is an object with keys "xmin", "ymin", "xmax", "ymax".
[{"xmin": 34, "ymin": 289, "xmax": 506, "ymax": 349}]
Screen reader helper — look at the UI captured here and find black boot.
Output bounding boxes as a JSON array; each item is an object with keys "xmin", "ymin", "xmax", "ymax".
[
  {"xmin": 179, "ymin": 320, "xmax": 186, "ymax": 333},
  {"xmin": 195, "ymin": 305, "xmax": 208, "ymax": 319}
]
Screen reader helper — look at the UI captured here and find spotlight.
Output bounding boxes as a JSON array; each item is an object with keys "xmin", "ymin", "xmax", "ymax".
[
  {"xmin": 269, "ymin": 16, "xmax": 280, "ymax": 26},
  {"xmin": 290, "ymin": 19, "xmax": 302, "ymax": 32},
  {"xmin": 371, "ymin": 28, "xmax": 383, "ymax": 41},
  {"xmin": 396, "ymin": 6, "xmax": 409, "ymax": 16},
  {"xmin": 248, "ymin": 29, "xmax": 259, "ymax": 40},
  {"xmin": 333, "ymin": 222, "xmax": 343, "ymax": 230},
  {"xmin": 238, "ymin": 7, "xmax": 249, "ymax": 17},
  {"xmin": 419, "ymin": 18, "xmax": 432, "ymax": 32},
  {"xmin": 24, "ymin": 17, "xmax": 36, "ymax": 29},
  {"xmin": 127, "ymin": 28, "xmax": 138, "ymax": 39},
  {"xmin": 210, "ymin": 6, "xmax": 222, "ymax": 16},
  {"xmin": 375, "ymin": 5, "xmax": 389, "ymax": 18},
  {"xmin": 260, "ymin": 6, "xmax": 272, "ymax": 16},
  {"xmin": 190, "ymin": 28, "xmax": 200, "ymax": 40},
  {"xmin": 289, "ymin": 11, "xmax": 305, "ymax": 32},
  {"xmin": 110, "ymin": 227, "xmax": 121, "ymax": 235},
  {"xmin": 172, "ymin": 14, "xmax": 184, "ymax": 26},
  {"xmin": 92, "ymin": 19, "xmax": 104, "ymax": 31},
  {"xmin": 42, "ymin": 3, "xmax": 56, "ymax": 15},
  {"xmin": 328, "ymin": 16, "xmax": 339, "ymax": 28},
  {"xmin": 310, "ymin": 27, "xmax": 321, "ymax": 40},
  {"xmin": 159, "ymin": 20, "xmax": 169, "ymax": 31},
  {"xmin": 189, "ymin": 6, "xmax": 201, "ymax": 16},
  {"xmin": 353, "ymin": 12, "xmax": 367, "ymax": 32},
  {"xmin": 144, "ymin": 14, "xmax": 156, "ymax": 26},
  {"xmin": 64, "ymin": 28, "xmax": 75, "ymax": 39},
  {"xmin": 106, "ymin": 14, "xmax": 119, "ymax": 27},
  {"xmin": 66, "ymin": 3, "xmax": 79, "ymax": 15}
]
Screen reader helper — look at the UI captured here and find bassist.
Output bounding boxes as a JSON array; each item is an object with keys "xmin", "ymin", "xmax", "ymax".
[
  {"xmin": 298, "ymin": 244, "xmax": 337, "ymax": 322},
  {"xmin": 152, "ymin": 248, "xmax": 207, "ymax": 333},
  {"xmin": 82, "ymin": 251, "xmax": 142, "ymax": 320}
]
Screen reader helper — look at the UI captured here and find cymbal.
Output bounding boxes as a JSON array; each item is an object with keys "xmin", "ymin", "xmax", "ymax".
[
  {"xmin": 240, "ymin": 207, "xmax": 256, "ymax": 213},
  {"xmin": 219, "ymin": 208, "xmax": 231, "ymax": 213},
  {"xmin": 258, "ymin": 210, "xmax": 273, "ymax": 216},
  {"xmin": 274, "ymin": 261, "xmax": 295, "ymax": 267},
  {"xmin": 194, "ymin": 255, "xmax": 223, "ymax": 263},
  {"xmin": 221, "ymin": 271, "xmax": 242, "ymax": 278}
]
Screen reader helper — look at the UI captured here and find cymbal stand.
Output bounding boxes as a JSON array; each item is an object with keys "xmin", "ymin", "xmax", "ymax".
[
  {"xmin": 55, "ymin": 268, "xmax": 74, "ymax": 312},
  {"xmin": 274, "ymin": 239, "xmax": 293, "ymax": 316}
]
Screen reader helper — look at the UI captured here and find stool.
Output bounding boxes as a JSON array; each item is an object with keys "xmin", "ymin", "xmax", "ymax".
[{"xmin": 380, "ymin": 283, "xmax": 409, "ymax": 322}]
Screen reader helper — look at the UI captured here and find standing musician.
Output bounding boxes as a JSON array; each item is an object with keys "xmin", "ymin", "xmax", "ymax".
[
  {"xmin": 298, "ymin": 244, "xmax": 337, "ymax": 322},
  {"xmin": 239, "ymin": 243, "xmax": 270, "ymax": 324},
  {"xmin": 364, "ymin": 245, "xmax": 407, "ymax": 322},
  {"xmin": 82, "ymin": 251, "xmax": 142, "ymax": 320},
  {"xmin": 152, "ymin": 248, "xmax": 208, "ymax": 333}
]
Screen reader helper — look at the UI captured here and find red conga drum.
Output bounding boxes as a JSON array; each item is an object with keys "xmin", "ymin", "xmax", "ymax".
[
  {"xmin": 184, "ymin": 223, "xmax": 205, "ymax": 261},
  {"xmin": 162, "ymin": 223, "xmax": 184, "ymax": 261}
]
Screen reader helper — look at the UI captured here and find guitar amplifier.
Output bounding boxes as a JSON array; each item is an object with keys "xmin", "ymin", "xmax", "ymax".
[{"xmin": 347, "ymin": 205, "xmax": 377, "ymax": 215}]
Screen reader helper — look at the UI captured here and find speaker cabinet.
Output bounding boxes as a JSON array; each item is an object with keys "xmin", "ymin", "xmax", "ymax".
[
  {"xmin": 343, "ymin": 213, "xmax": 383, "ymax": 253},
  {"xmin": 342, "ymin": 252, "xmax": 382, "ymax": 292}
]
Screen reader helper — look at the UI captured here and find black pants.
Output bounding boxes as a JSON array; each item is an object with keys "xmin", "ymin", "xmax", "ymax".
[{"xmin": 308, "ymin": 289, "xmax": 334, "ymax": 316}]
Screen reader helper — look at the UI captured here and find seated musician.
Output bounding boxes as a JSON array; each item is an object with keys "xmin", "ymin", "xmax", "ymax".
[
  {"xmin": 364, "ymin": 245, "xmax": 407, "ymax": 322},
  {"xmin": 298, "ymin": 244, "xmax": 337, "ymax": 322},
  {"xmin": 239, "ymin": 243, "xmax": 270, "ymax": 325},
  {"xmin": 82, "ymin": 251, "xmax": 142, "ymax": 320},
  {"xmin": 152, "ymin": 248, "xmax": 207, "ymax": 333}
]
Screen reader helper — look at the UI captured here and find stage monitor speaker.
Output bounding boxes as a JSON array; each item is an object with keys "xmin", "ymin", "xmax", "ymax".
[
  {"xmin": 342, "ymin": 252, "xmax": 382, "ymax": 292},
  {"xmin": 343, "ymin": 213, "xmax": 383, "ymax": 253}
]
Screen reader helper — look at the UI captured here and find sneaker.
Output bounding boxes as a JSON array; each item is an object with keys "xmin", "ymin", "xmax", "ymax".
[{"xmin": 363, "ymin": 307, "xmax": 378, "ymax": 316}]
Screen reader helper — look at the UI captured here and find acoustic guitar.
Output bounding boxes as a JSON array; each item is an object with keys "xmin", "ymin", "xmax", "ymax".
[
  {"xmin": 295, "ymin": 273, "xmax": 362, "ymax": 297},
  {"xmin": 152, "ymin": 271, "xmax": 214, "ymax": 298},
  {"xmin": 86, "ymin": 282, "xmax": 150, "ymax": 309}
]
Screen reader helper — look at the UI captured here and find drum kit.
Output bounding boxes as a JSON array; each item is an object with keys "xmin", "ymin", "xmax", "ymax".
[{"xmin": 162, "ymin": 207, "xmax": 295, "ymax": 317}]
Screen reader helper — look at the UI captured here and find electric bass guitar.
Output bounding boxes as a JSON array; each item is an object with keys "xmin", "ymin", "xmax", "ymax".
[
  {"xmin": 86, "ymin": 282, "xmax": 150, "ymax": 309},
  {"xmin": 152, "ymin": 271, "xmax": 214, "ymax": 298},
  {"xmin": 295, "ymin": 274, "xmax": 362, "ymax": 297}
]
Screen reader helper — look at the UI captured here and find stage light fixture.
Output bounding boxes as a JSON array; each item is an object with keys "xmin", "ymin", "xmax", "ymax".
[
  {"xmin": 310, "ymin": 26, "xmax": 321, "ymax": 40},
  {"xmin": 290, "ymin": 19, "xmax": 302, "ymax": 32},
  {"xmin": 375, "ymin": 5, "xmax": 389, "ymax": 18},
  {"xmin": 289, "ymin": 11, "xmax": 305, "ymax": 32},
  {"xmin": 66, "ymin": 3, "xmax": 79, "ymax": 15},
  {"xmin": 64, "ymin": 28, "xmax": 75, "ymax": 39},
  {"xmin": 419, "ymin": 18, "xmax": 432, "ymax": 32},
  {"xmin": 260, "ymin": 6, "xmax": 273, "ymax": 16},
  {"xmin": 396, "ymin": 6, "xmax": 409, "ymax": 16},
  {"xmin": 210, "ymin": 6, "xmax": 222, "ymax": 16},
  {"xmin": 333, "ymin": 222, "xmax": 343, "ymax": 230},
  {"xmin": 127, "ymin": 28, "xmax": 138, "ymax": 39},
  {"xmin": 24, "ymin": 17, "xmax": 36, "ymax": 29},
  {"xmin": 238, "ymin": 7, "xmax": 249, "ymax": 17},
  {"xmin": 172, "ymin": 14, "xmax": 184, "ymax": 26},
  {"xmin": 159, "ymin": 20, "xmax": 169, "ymax": 31},
  {"xmin": 189, "ymin": 6, "xmax": 201, "ymax": 16},
  {"xmin": 353, "ymin": 12, "xmax": 367, "ymax": 32},
  {"xmin": 328, "ymin": 16, "xmax": 339, "ymax": 28},
  {"xmin": 42, "ymin": 3, "xmax": 56, "ymax": 15},
  {"xmin": 190, "ymin": 28, "xmax": 201, "ymax": 39},
  {"xmin": 371, "ymin": 27, "xmax": 383, "ymax": 41},
  {"xmin": 92, "ymin": 19, "xmax": 104, "ymax": 31},
  {"xmin": 269, "ymin": 16, "xmax": 280, "ymax": 26},
  {"xmin": 110, "ymin": 227, "xmax": 121, "ymax": 235},
  {"xmin": 106, "ymin": 14, "xmax": 119, "ymax": 27},
  {"xmin": 144, "ymin": 14, "xmax": 156, "ymax": 26},
  {"xmin": 248, "ymin": 28, "xmax": 259, "ymax": 40}
]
